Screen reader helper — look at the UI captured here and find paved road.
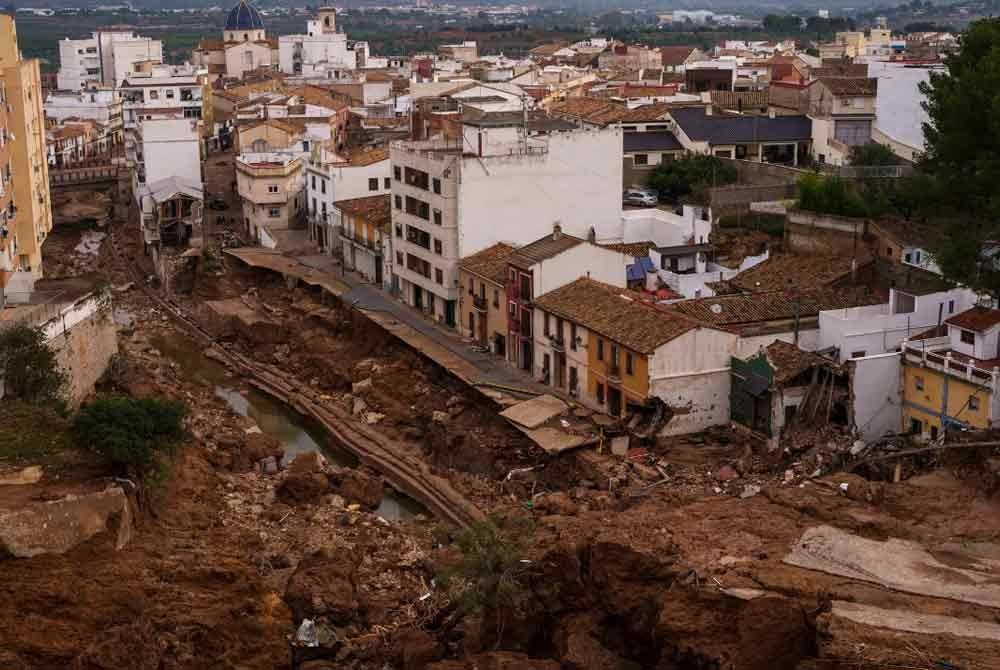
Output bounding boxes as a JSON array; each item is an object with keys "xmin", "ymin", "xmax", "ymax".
[{"xmin": 296, "ymin": 254, "xmax": 550, "ymax": 394}]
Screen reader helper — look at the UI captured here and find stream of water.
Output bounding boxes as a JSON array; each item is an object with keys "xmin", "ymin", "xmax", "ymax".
[{"xmin": 150, "ymin": 334, "xmax": 426, "ymax": 521}]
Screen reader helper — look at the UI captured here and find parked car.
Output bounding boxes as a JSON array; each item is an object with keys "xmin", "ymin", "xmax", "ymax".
[{"xmin": 623, "ymin": 189, "xmax": 658, "ymax": 207}]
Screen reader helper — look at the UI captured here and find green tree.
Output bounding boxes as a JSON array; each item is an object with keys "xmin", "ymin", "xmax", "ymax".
[
  {"xmin": 919, "ymin": 18, "xmax": 1000, "ymax": 297},
  {"xmin": 73, "ymin": 395, "xmax": 187, "ymax": 479},
  {"xmin": 646, "ymin": 155, "xmax": 737, "ymax": 203},
  {"xmin": 796, "ymin": 173, "xmax": 870, "ymax": 218},
  {"xmin": 439, "ymin": 515, "xmax": 535, "ymax": 643},
  {"xmin": 0, "ymin": 325, "xmax": 66, "ymax": 407},
  {"xmin": 849, "ymin": 142, "xmax": 901, "ymax": 166}
]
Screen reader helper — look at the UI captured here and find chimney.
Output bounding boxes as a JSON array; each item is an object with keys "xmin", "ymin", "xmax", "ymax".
[{"xmin": 552, "ymin": 222, "xmax": 562, "ymax": 241}]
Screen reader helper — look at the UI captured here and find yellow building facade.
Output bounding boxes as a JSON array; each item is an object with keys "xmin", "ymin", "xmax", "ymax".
[
  {"xmin": 901, "ymin": 354, "xmax": 995, "ymax": 438},
  {"xmin": 587, "ymin": 333, "xmax": 651, "ymax": 418},
  {"xmin": 0, "ymin": 15, "xmax": 52, "ymax": 278}
]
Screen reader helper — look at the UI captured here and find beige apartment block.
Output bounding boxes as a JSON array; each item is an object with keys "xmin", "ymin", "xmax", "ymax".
[
  {"xmin": 0, "ymin": 15, "xmax": 53, "ymax": 279},
  {"xmin": 236, "ymin": 152, "xmax": 305, "ymax": 247}
]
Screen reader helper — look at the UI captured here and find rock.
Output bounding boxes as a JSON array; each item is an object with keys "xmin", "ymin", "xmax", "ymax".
[
  {"xmin": 326, "ymin": 494, "xmax": 346, "ymax": 509},
  {"xmin": 236, "ymin": 433, "xmax": 284, "ymax": 471},
  {"xmin": 397, "ymin": 628, "xmax": 443, "ymax": 670},
  {"xmin": 432, "ymin": 411, "xmax": 449, "ymax": 424},
  {"xmin": 610, "ymin": 436, "xmax": 630, "ymax": 457},
  {"xmin": 261, "ymin": 456, "xmax": 279, "ymax": 475},
  {"xmin": 289, "ymin": 451, "xmax": 327, "ymax": 474},
  {"xmin": 446, "ymin": 395, "xmax": 464, "ymax": 409},
  {"xmin": 534, "ymin": 492, "xmax": 578, "ymax": 516},
  {"xmin": 554, "ymin": 613, "xmax": 636, "ymax": 670},
  {"xmin": 838, "ymin": 474, "xmax": 885, "ymax": 504},
  {"xmin": 284, "ymin": 548, "xmax": 359, "ymax": 624},
  {"xmin": 277, "ymin": 470, "xmax": 330, "ymax": 505},
  {"xmin": 715, "ymin": 465, "xmax": 740, "ymax": 482},
  {"xmin": 364, "ymin": 412, "xmax": 385, "ymax": 425},
  {"xmin": 740, "ymin": 484, "xmax": 761, "ymax": 499},
  {"xmin": 352, "ymin": 397, "xmax": 368, "ymax": 416},
  {"xmin": 0, "ymin": 466, "xmax": 43, "ymax": 486},
  {"xmin": 352, "ymin": 377, "xmax": 373, "ymax": 394},
  {"xmin": 337, "ymin": 470, "xmax": 384, "ymax": 509}
]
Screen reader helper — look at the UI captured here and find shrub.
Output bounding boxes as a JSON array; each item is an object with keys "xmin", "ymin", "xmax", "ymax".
[
  {"xmin": 73, "ymin": 395, "xmax": 187, "ymax": 478},
  {"xmin": 0, "ymin": 324, "xmax": 66, "ymax": 407},
  {"xmin": 849, "ymin": 142, "xmax": 900, "ymax": 167},
  {"xmin": 647, "ymin": 155, "xmax": 738, "ymax": 203},
  {"xmin": 796, "ymin": 173, "xmax": 869, "ymax": 218}
]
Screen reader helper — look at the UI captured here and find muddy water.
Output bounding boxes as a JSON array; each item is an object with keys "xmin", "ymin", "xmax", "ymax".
[{"xmin": 151, "ymin": 334, "xmax": 426, "ymax": 521}]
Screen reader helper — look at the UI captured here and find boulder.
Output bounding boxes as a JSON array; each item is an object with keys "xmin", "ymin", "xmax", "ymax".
[
  {"xmin": 284, "ymin": 548, "xmax": 359, "ymax": 624},
  {"xmin": 352, "ymin": 378, "xmax": 373, "ymax": 394},
  {"xmin": 534, "ymin": 492, "xmax": 578, "ymax": 516},
  {"xmin": 715, "ymin": 464, "xmax": 740, "ymax": 482},
  {"xmin": 277, "ymin": 465, "xmax": 330, "ymax": 505},
  {"xmin": 235, "ymin": 432, "xmax": 284, "ymax": 471},
  {"xmin": 337, "ymin": 470, "xmax": 384, "ymax": 510}
]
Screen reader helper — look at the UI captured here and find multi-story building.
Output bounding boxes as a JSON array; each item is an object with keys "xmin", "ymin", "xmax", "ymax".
[
  {"xmin": 597, "ymin": 44, "xmax": 663, "ymax": 71},
  {"xmin": 533, "ymin": 277, "xmax": 738, "ymax": 429},
  {"xmin": 506, "ymin": 227, "xmax": 627, "ymax": 373},
  {"xmin": 438, "ymin": 41, "xmax": 479, "ymax": 63},
  {"xmin": 278, "ymin": 8, "xmax": 360, "ymax": 79},
  {"xmin": 459, "ymin": 243, "xmax": 517, "ymax": 355},
  {"xmin": 56, "ymin": 31, "xmax": 163, "ymax": 91},
  {"xmin": 0, "ymin": 15, "xmax": 53, "ymax": 281},
  {"xmin": 337, "ymin": 194, "xmax": 390, "ymax": 284},
  {"xmin": 305, "ymin": 146, "xmax": 391, "ymax": 253},
  {"xmin": 901, "ymin": 306, "xmax": 1000, "ymax": 438},
  {"xmin": 388, "ymin": 122, "xmax": 622, "ymax": 328},
  {"xmin": 807, "ymin": 77, "xmax": 878, "ymax": 165},
  {"xmin": 129, "ymin": 118, "xmax": 202, "ymax": 200},
  {"xmin": 192, "ymin": 0, "xmax": 278, "ymax": 83},
  {"xmin": 44, "ymin": 88, "xmax": 124, "ymax": 146},
  {"xmin": 236, "ymin": 151, "xmax": 305, "ymax": 247}
]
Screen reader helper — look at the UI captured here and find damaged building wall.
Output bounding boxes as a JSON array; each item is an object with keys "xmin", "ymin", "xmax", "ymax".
[
  {"xmin": 737, "ymin": 327, "xmax": 820, "ymax": 358},
  {"xmin": 651, "ymin": 326, "xmax": 737, "ymax": 435},
  {"xmin": 849, "ymin": 351, "xmax": 901, "ymax": 442}
]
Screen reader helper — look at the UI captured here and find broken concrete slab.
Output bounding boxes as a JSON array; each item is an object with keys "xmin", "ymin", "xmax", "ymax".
[
  {"xmin": 0, "ymin": 466, "xmax": 43, "ymax": 486},
  {"xmin": 610, "ymin": 436, "xmax": 629, "ymax": 457},
  {"xmin": 523, "ymin": 427, "xmax": 592, "ymax": 455},
  {"xmin": 0, "ymin": 487, "xmax": 132, "ymax": 557},
  {"xmin": 784, "ymin": 525, "xmax": 1000, "ymax": 609},
  {"xmin": 500, "ymin": 394, "xmax": 568, "ymax": 430},
  {"xmin": 831, "ymin": 601, "xmax": 1000, "ymax": 640}
]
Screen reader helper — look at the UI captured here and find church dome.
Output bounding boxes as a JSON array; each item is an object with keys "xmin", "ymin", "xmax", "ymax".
[{"xmin": 225, "ymin": 0, "xmax": 265, "ymax": 31}]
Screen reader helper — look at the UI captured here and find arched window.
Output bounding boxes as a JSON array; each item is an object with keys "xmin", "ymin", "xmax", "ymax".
[{"xmin": 324, "ymin": 17, "xmax": 330, "ymax": 27}]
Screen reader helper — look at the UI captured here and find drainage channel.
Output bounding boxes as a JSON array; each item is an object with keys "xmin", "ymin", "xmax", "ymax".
[{"xmin": 151, "ymin": 333, "xmax": 427, "ymax": 522}]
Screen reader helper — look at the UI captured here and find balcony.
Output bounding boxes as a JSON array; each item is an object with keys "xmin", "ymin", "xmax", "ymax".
[
  {"xmin": 902, "ymin": 340, "xmax": 999, "ymax": 390},
  {"xmin": 472, "ymin": 295, "xmax": 487, "ymax": 312},
  {"xmin": 607, "ymin": 363, "xmax": 622, "ymax": 384},
  {"xmin": 548, "ymin": 333, "xmax": 565, "ymax": 352}
]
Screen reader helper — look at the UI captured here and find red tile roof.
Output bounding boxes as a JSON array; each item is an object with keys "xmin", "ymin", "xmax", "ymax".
[
  {"xmin": 946, "ymin": 307, "xmax": 1000, "ymax": 332},
  {"xmin": 460, "ymin": 242, "xmax": 517, "ymax": 285}
]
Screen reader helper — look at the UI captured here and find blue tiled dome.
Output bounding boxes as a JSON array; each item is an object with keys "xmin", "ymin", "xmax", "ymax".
[{"xmin": 225, "ymin": 0, "xmax": 264, "ymax": 31}]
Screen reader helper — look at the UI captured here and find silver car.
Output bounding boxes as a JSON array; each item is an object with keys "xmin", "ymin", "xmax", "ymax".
[{"xmin": 623, "ymin": 189, "xmax": 658, "ymax": 207}]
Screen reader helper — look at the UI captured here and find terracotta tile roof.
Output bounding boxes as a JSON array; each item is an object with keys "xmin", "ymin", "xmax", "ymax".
[
  {"xmin": 460, "ymin": 242, "xmax": 517, "ymax": 285},
  {"xmin": 660, "ymin": 46, "xmax": 698, "ymax": 66},
  {"xmin": 333, "ymin": 194, "xmax": 391, "ymax": 229},
  {"xmin": 724, "ymin": 253, "xmax": 865, "ymax": 293},
  {"xmin": 548, "ymin": 97, "xmax": 628, "ymax": 126},
  {"xmin": 813, "ymin": 76, "xmax": 878, "ymax": 96},
  {"xmin": 765, "ymin": 340, "xmax": 835, "ymax": 385},
  {"xmin": 619, "ymin": 103, "xmax": 673, "ymax": 123},
  {"xmin": 534, "ymin": 278, "xmax": 698, "ymax": 354},
  {"xmin": 196, "ymin": 38, "xmax": 225, "ymax": 51},
  {"xmin": 347, "ymin": 146, "xmax": 389, "ymax": 166},
  {"xmin": 238, "ymin": 118, "xmax": 304, "ymax": 135},
  {"xmin": 599, "ymin": 240, "xmax": 655, "ymax": 257},
  {"xmin": 710, "ymin": 90, "xmax": 769, "ymax": 111},
  {"xmin": 363, "ymin": 71, "xmax": 395, "ymax": 82},
  {"xmin": 670, "ymin": 288, "xmax": 881, "ymax": 328},
  {"xmin": 946, "ymin": 307, "xmax": 1000, "ymax": 332},
  {"xmin": 508, "ymin": 231, "xmax": 585, "ymax": 268}
]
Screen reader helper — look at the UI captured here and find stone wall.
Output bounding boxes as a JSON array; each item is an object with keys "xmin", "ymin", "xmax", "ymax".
[
  {"xmin": 49, "ymin": 296, "xmax": 119, "ymax": 407},
  {"xmin": 786, "ymin": 210, "xmax": 867, "ymax": 257}
]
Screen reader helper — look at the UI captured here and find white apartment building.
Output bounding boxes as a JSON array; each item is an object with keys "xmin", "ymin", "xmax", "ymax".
[
  {"xmin": 120, "ymin": 63, "xmax": 207, "ymax": 131},
  {"xmin": 44, "ymin": 89, "xmax": 124, "ymax": 145},
  {"xmin": 305, "ymin": 146, "xmax": 391, "ymax": 252},
  {"xmin": 388, "ymin": 122, "xmax": 622, "ymax": 327},
  {"xmin": 278, "ymin": 7, "xmax": 359, "ymax": 79},
  {"xmin": 129, "ymin": 118, "xmax": 202, "ymax": 203},
  {"xmin": 57, "ymin": 31, "xmax": 163, "ymax": 91}
]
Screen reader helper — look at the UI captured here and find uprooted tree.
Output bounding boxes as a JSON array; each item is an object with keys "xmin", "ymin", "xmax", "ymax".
[
  {"xmin": 0, "ymin": 324, "xmax": 66, "ymax": 407},
  {"xmin": 73, "ymin": 395, "xmax": 187, "ymax": 480}
]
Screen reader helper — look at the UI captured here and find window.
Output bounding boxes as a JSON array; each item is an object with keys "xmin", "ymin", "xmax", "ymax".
[
  {"xmin": 311, "ymin": 175, "xmax": 316, "ymax": 189},
  {"xmin": 969, "ymin": 395, "xmax": 981, "ymax": 411},
  {"xmin": 886, "ymin": 247, "xmax": 892, "ymax": 257},
  {"xmin": 404, "ymin": 167, "xmax": 430, "ymax": 190},
  {"xmin": 915, "ymin": 375, "xmax": 924, "ymax": 391},
  {"xmin": 570, "ymin": 323, "xmax": 577, "ymax": 351},
  {"xmin": 384, "ymin": 177, "xmax": 391, "ymax": 189},
  {"xmin": 321, "ymin": 180, "xmax": 326, "ymax": 194},
  {"xmin": 850, "ymin": 350, "xmax": 866, "ymax": 359},
  {"xmin": 311, "ymin": 197, "xmax": 316, "ymax": 213},
  {"xmin": 909, "ymin": 418, "xmax": 922, "ymax": 435},
  {"xmin": 404, "ymin": 196, "xmax": 430, "ymax": 220},
  {"xmin": 433, "ymin": 209, "xmax": 442, "ymax": 226},
  {"xmin": 519, "ymin": 274, "xmax": 531, "ymax": 302},
  {"xmin": 596, "ymin": 383, "xmax": 605, "ymax": 404},
  {"xmin": 433, "ymin": 177, "xmax": 441, "ymax": 194},
  {"xmin": 165, "ymin": 89, "xmax": 175, "ymax": 99},
  {"xmin": 394, "ymin": 166, "xmax": 401, "ymax": 180},
  {"xmin": 904, "ymin": 252, "xmax": 912, "ymax": 263},
  {"xmin": 633, "ymin": 153, "xmax": 648, "ymax": 166},
  {"xmin": 394, "ymin": 195, "xmax": 402, "ymax": 209},
  {"xmin": 268, "ymin": 207, "xmax": 281, "ymax": 218},
  {"xmin": 396, "ymin": 251, "xmax": 403, "ymax": 265},
  {"xmin": 149, "ymin": 90, "xmax": 159, "ymax": 100},
  {"xmin": 267, "ymin": 184, "xmax": 279, "ymax": 194},
  {"xmin": 493, "ymin": 289, "xmax": 499, "ymax": 308},
  {"xmin": 509, "ymin": 302, "xmax": 516, "ymax": 316},
  {"xmin": 949, "ymin": 300, "xmax": 955, "ymax": 314},
  {"xmin": 597, "ymin": 338, "xmax": 604, "ymax": 361},
  {"xmin": 368, "ymin": 178, "xmax": 378, "ymax": 192},
  {"xmin": 544, "ymin": 313, "xmax": 550, "ymax": 336},
  {"xmin": 435, "ymin": 268, "xmax": 444, "ymax": 284},
  {"xmin": 961, "ymin": 329, "xmax": 975, "ymax": 345},
  {"xmin": 625, "ymin": 352, "xmax": 634, "ymax": 375}
]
